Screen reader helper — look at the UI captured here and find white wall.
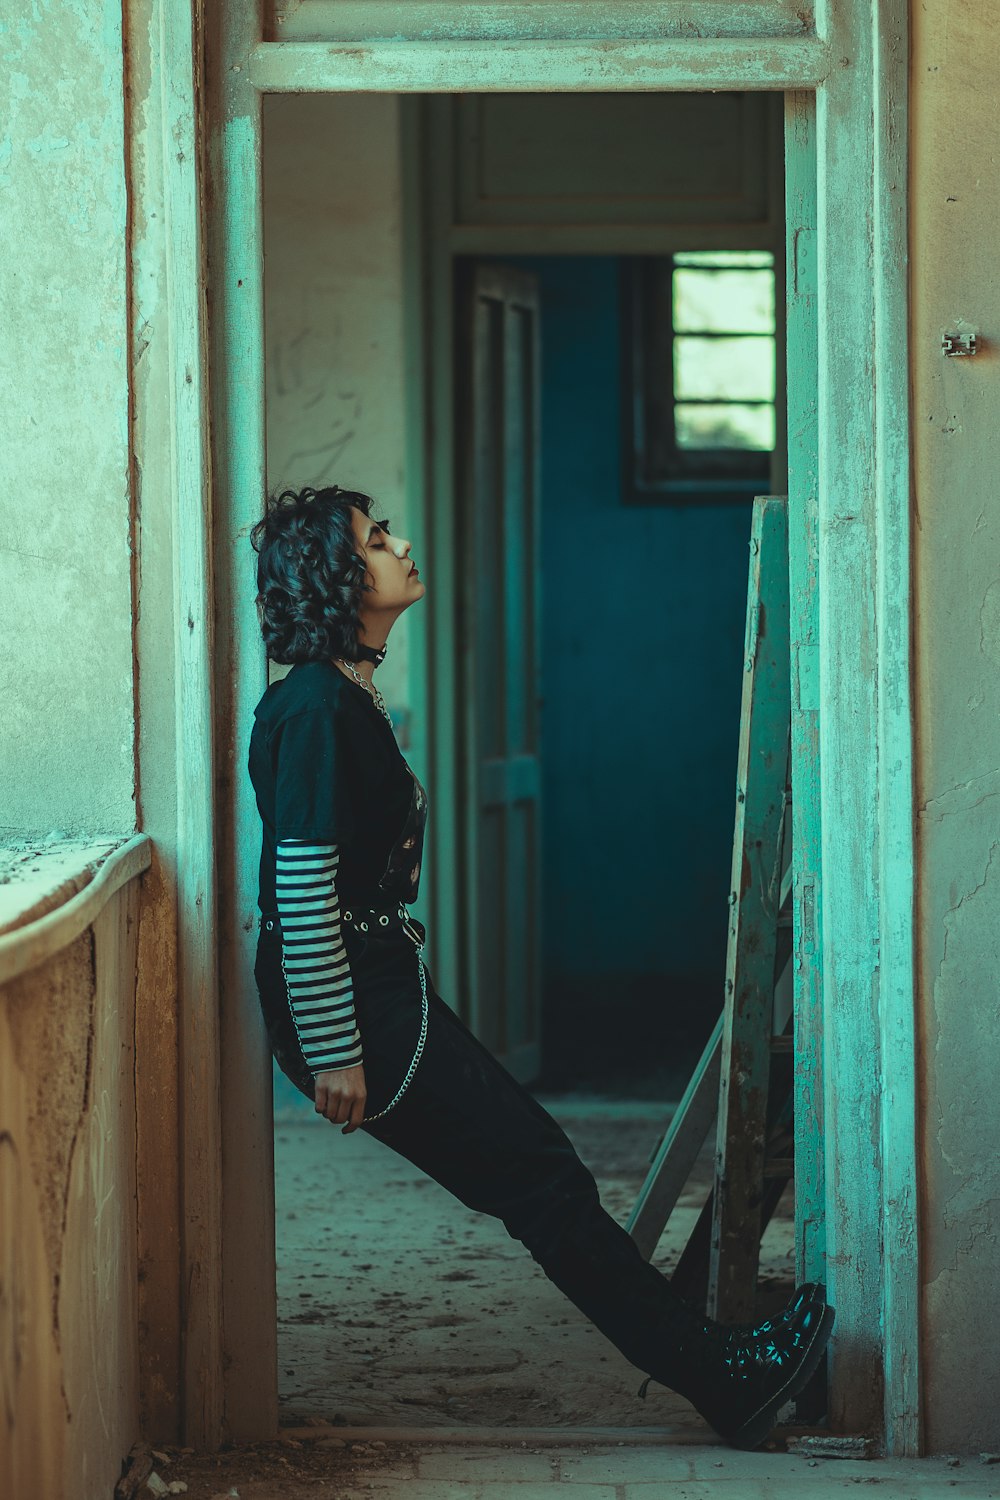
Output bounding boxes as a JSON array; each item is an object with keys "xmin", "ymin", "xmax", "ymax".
[
  {"xmin": 912, "ymin": 0, "xmax": 1000, "ymax": 1453},
  {"xmin": 1, "ymin": 0, "xmax": 136, "ymax": 836}
]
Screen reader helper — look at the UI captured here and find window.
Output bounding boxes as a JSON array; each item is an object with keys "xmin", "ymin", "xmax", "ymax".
[{"xmin": 623, "ymin": 251, "xmax": 777, "ymax": 503}]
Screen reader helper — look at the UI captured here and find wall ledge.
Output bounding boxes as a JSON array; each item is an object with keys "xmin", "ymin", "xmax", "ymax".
[{"xmin": 0, "ymin": 834, "xmax": 153, "ymax": 984}]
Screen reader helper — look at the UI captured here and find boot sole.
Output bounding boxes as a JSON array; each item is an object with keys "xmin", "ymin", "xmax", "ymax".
[{"xmin": 723, "ymin": 1299, "xmax": 837, "ymax": 1451}]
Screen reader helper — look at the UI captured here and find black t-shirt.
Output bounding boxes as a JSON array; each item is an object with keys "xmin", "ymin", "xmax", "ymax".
[{"xmin": 247, "ymin": 660, "xmax": 428, "ymax": 914}]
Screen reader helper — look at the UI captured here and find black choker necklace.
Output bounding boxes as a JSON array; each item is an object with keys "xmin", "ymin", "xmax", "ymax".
[{"xmin": 351, "ymin": 641, "xmax": 388, "ymax": 667}]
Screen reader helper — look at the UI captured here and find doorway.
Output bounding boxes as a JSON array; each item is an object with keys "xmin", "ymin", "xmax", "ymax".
[
  {"xmin": 205, "ymin": 10, "xmax": 917, "ymax": 1451},
  {"xmin": 441, "ymin": 91, "xmax": 787, "ymax": 1107},
  {"xmin": 260, "ymin": 88, "xmax": 799, "ymax": 1427}
]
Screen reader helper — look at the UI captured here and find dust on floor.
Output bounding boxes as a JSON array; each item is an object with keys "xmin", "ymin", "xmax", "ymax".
[{"xmin": 272, "ymin": 1092, "xmax": 795, "ymax": 1431}]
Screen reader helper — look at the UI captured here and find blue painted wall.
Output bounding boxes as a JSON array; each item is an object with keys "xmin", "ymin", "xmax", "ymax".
[{"xmin": 506, "ymin": 257, "xmax": 758, "ymax": 1076}]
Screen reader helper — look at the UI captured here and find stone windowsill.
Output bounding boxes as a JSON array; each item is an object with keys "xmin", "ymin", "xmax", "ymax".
[{"xmin": 0, "ymin": 833, "xmax": 152, "ymax": 981}]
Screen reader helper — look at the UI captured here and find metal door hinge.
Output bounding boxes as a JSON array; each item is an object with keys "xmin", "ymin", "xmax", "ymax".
[{"xmin": 942, "ymin": 329, "xmax": 978, "ymax": 357}]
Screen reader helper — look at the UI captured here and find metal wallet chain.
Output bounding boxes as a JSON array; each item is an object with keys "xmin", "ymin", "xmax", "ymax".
[
  {"xmin": 363, "ymin": 923, "xmax": 429, "ymax": 1123},
  {"xmin": 280, "ymin": 915, "xmax": 429, "ymax": 1124}
]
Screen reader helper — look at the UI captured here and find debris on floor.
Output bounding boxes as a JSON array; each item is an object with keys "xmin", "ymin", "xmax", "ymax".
[{"xmin": 273, "ymin": 1094, "xmax": 796, "ymax": 1431}]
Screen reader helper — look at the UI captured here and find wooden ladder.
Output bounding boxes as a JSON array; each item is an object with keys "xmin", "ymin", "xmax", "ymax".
[{"xmin": 627, "ymin": 494, "xmax": 796, "ymax": 1324}]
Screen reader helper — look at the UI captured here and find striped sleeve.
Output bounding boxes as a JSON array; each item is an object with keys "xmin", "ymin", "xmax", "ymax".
[{"xmin": 275, "ymin": 838, "xmax": 363, "ymax": 1074}]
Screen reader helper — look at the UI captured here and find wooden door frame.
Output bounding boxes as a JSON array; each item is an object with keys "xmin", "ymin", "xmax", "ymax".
[{"xmin": 196, "ymin": 0, "xmax": 917, "ymax": 1457}]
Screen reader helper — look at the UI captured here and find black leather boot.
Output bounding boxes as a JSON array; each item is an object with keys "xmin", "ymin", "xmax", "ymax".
[{"xmin": 638, "ymin": 1281, "xmax": 836, "ymax": 1450}]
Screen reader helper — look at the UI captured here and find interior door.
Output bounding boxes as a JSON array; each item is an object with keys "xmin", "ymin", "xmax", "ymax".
[{"xmin": 457, "ymin": 263, "xmax": 543, "ymax": 1082}]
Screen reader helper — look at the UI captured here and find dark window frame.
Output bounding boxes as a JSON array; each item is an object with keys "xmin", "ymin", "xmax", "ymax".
[{"xmin": 621, "ymin": 255, "xmax": 775, "ymax": 506}]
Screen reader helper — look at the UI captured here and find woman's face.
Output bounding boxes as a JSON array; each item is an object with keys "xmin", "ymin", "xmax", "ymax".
[{"xmin": 351, "ymin": 505, "xmax": 426, "ymax": 614}]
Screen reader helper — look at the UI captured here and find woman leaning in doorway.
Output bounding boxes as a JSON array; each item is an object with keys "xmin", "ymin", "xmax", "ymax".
[{"xmin": 247, "ymin": 484, "xmax": 834, "ymax": 1451}]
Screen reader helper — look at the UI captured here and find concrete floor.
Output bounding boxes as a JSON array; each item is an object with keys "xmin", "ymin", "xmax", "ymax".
[
  {"xmin": 148, "ymin": 1434, "xmax": 1000, "ymax": 1499},
  {"xmin": 146, "ymin": 1083, "xmax": 998, "ymax": 1498},
  {"xmin": 271, "ymin": 1083, "xmax": 797, "ymax": 1430}
]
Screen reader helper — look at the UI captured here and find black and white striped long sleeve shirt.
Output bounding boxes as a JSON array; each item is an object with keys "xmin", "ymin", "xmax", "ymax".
[{"xmin": 274, "ymin": 838, "xmax": 363, "ymax": 1074}]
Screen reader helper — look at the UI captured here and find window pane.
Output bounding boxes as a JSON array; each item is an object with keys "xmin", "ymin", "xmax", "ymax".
[
  {"xmin": 674, "ymin": 250, "xmax": 774, "ymax": 269},
  {"xmin": 675, "ymin": 402, "xmax": 776, "ymax": 451},
  {"xmin": 674, "ymin": 268, "xmax": 775, "ymax": 334},
  {"xmin": 674, "ymin": 335, "xmax": 775, "ymax": 402}
]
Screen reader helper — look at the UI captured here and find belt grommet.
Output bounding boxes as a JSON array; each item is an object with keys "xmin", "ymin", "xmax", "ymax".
[
  {"xmin": 379, "ymin": 914, "xmax": 389, "ymax": 926},
  {"xmin": 360, "ymin": 921, "xmax": 368, "ymax": 932},
  {"xmin": 344, "ymin": 910, "xmax": 352, "ymax": 922},
  {"xmin": 265, "ymin": 919, "xmax": 274, "ymax": 931}
]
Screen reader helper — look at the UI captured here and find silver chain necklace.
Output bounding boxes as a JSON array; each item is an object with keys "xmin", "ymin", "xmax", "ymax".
[{"xmin": 336, "ymin": 656, "xmax": 393, "ymax": 725}]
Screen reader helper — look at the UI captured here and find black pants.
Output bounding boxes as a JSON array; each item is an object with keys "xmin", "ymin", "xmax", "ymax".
[{"xmin": 254, "ymin": 922, "xmax": 699, "ymax": 1393}]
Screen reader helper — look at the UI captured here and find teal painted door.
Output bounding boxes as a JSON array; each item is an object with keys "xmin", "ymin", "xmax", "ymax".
[{"xmin": 457, "ymin": 263, "xmax": 543, "ymax": 1082}]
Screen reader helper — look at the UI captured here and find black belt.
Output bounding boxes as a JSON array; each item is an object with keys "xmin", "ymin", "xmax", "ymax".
[{"xmin": 259, "ymin": 899, "xmax": 425, "ymax": 948}]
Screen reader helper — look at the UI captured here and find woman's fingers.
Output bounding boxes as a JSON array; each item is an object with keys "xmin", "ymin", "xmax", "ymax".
[
  {"xmin": 327, "ymin": 1090, "xmax": 350, "ymax": 1125},
  {"xmin": 313, "ymin": 1079, "xmax": 344, "ymax": 1122},
  {"xmin": 313, "ymin": 1065, "xmax": 366, "ymax": 1130},
  {"xmin": 317, "ymin": 1088, "xmax": 364, "ymax": 1126}
]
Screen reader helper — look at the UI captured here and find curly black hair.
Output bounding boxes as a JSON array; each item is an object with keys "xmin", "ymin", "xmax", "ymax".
[{"xmin": 249, "ymin": 485, "xmax": 387, "ymax": 664}]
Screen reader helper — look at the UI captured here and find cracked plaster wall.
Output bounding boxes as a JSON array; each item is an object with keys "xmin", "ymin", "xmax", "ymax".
[
  {"xmin": 0, "ymin": 0, "xmax": 137, "ymax": 838},
  {"xmin": 912, "ymin": 0, "xmax": 1000, "ymax": 1452}
]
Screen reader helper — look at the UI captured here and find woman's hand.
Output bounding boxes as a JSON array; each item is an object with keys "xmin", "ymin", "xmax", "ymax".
[{"xmin": 314, "ymin": 1063, "xmax": 367, "ymax": 1133}]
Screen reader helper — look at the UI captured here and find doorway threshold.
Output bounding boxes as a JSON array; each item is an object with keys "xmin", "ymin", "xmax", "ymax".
[
  {"xmin": 278, "ymin": 1423, "xmax": 705, "ymax": 1445},
  {"xmin": 278, "ymin": 1419, "xmax": 848, "ymax": 1450}
]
